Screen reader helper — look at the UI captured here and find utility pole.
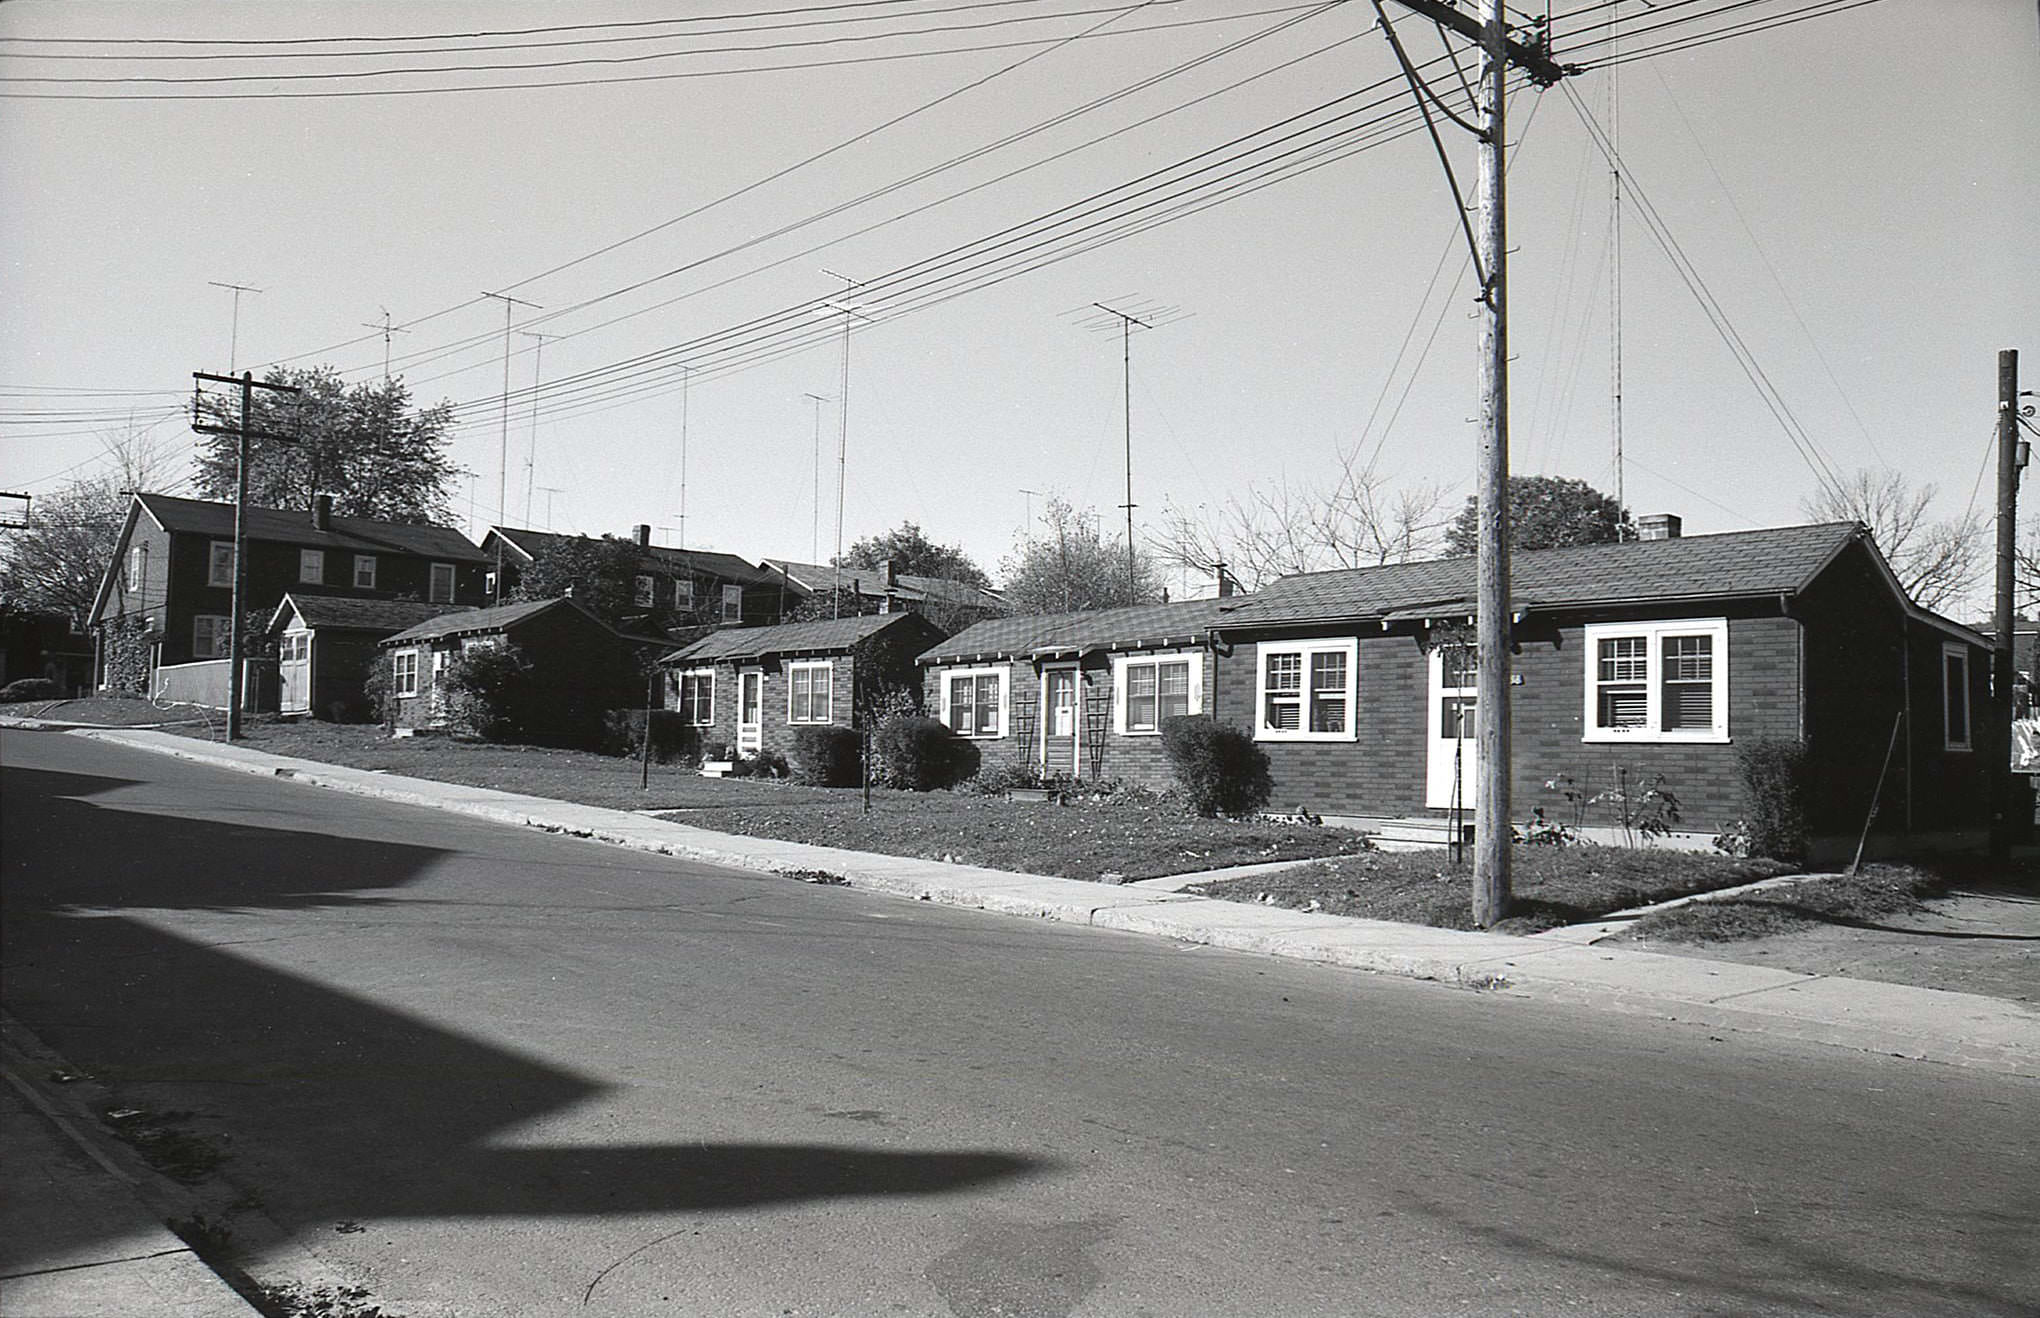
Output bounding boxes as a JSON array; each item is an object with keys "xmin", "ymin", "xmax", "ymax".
[
  {"xmin": 191, "ymin": 370, "xmax": 299, "ymax": 740},
  {"xmin": 1992, "ymin": 349, "xmax": 2026, "ymax": 860},
  {"xmin": 1377, "ymin": 0, "xmax": 1569, "ymax": 927},
  {"xmin": 520, "ymin": 331, "xmax": 562, "ymax": 526},
  {"xmin": 209, "ymin": 281, "xmax": 261, "ymax": 374},
  {"xmin": 481, "ymin": 291, "xmax": 540, "ymax": 602}
]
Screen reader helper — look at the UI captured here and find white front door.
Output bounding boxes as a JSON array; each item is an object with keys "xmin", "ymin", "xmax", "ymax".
[
  {"xmin": 1042, "ymin": 667, "xmax": 1079, "ymax": 775},
  {"xmin": 737, "ymin": 668, "xmax": 764, "ymax": 755},
  {"xmin": 279, "ymin": 632, "xmax": 311, "ymax": 714},
  {"xmin": 1425, "ymin": 646, "xmax": 1478, "ymax": 810}
]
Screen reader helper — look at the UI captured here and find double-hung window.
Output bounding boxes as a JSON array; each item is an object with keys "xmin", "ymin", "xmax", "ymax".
[
  {"xmin": 429, "ymin": 562, "xmax": 456, "ymax": 603},
  {"xmin": 943, "ymin": 669, "xmax": 1004, "ymax": 738},
  {"xmin": 635, "ymin": 574, "xmax": 656, "ymax": 607},
  {"xmin": 1582, "ymin": 619, "xmax": 1729, "ymax": 742},
  {"xmin": 675, "ymin": 578, "xmax": 695, "ymax": 610},
  {"xmin": 1115, "ymin": 653, "xmax": 1201, "ymax": 734},
  {"xmin": 353, "ymin": 555, "xmax": 377, "ymax": 589},
  {"xmin": 126, "ymin": 545, "xmax": 147, "ymax": 592},
  {"xmin": 392, "ymin": 649, "xmax": 420, "ymax": 697},
  {"xmin": 721, "ymin": 584, "xmax": 743, "ymax": 622},
  {"xmin": 788, "ymin": 661, "xmax": 833, "ymax": 724},
  {"xmin": 192, "ymin": 614, "xmax": 230, "ymax": 659},
  {"xmin": 299, "ymin": 549, "xmax": 324, "ymax": 584},
  {"xmin": 676, "ymin": 669, "xmax": 714, "ymax": 725},
  {"xmin": 207, "ymin": 541, "xmax": 234, "ymax": 588},
  {"xmin": 1255, "ymin": 640, "xmax": 1357, "ymax": 741},
  {"xmin": 1943, "ymin": 644, "xmax": 1972, "ymax": 752}
]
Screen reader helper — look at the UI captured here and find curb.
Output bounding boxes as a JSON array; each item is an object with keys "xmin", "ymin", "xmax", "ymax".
[{"xmin": 44, "ymin": 726, "xmax": 2040, "ymax": 1078}]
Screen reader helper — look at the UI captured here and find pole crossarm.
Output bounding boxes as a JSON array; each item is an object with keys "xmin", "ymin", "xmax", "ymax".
[
  {"xmin": 1383, "ymin": 0, "xmax": 1574, "ymax": 85},
  {"xmin": 190, "ymin": 371, "xmax": 299, "ymax": 441}
]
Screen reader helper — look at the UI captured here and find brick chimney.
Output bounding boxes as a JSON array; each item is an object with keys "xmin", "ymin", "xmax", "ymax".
[
  {"xmin": 312, "ymin": 493, "xmax": 332, "ymax": 531},
  {"xmin": 876, "ymin": 558, "xmax": 897, "ymax": 590},
  {"xmin": 633, "ymin": 524, "xmax": 652, "ymax": 548},
  {"xmin": 1216, "ymin": 563, "xmax": 1238, "ymax": 598},
  {"xmin": 1638, "ymin": 513, "xmax": 1682, "ymax": 541}
]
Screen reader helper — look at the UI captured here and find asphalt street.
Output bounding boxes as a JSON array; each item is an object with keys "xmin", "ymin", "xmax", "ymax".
[{"xmin": 4, "ymin": 729, "xmax": 2035, "ymax": 1317}]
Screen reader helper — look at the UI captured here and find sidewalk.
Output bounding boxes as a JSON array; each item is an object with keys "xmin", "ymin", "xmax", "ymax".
[
  {"xmin": 1, "ymin": 1038, "xmax": 259, "ymax": 1317},
  {"xmin": 56, "ymin": 726, "xmax": 2038, "ymax": 1081}
]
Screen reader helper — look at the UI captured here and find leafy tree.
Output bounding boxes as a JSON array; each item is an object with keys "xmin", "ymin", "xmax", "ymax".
[
  {"xmin": 192, "ymin": 366, "xmax": 457, "ymax": 525},
  {"xmin": 784, "ymin": 584, "xmax": 881, "ymax": 624},
  {"xmin": 1444, "ymin": 475, "xmax": 1632, "ymax": 556},
  {"xmin": 1, "ymin": 427, "xmax": 178, "ymax": 627},
  {"xmin": 1000, "ymin": 495, "xmax": 1164, "ymax": 614},
  {"xmin": 838, "ymin": 521, "xmax": 990, "ymax": 588},
  {"xmin": 1802, "ymin": 469, "xmax": 1983, "ymax": 612},
  {"xmin": 505, "ymin": 535, "xmax": 642, "ymax": 626}
]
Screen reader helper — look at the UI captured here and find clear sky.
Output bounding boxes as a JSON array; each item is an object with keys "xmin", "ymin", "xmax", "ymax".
[{"xmin": 3, "ymin": 0, "xmax": 2034, "ymax": 614}]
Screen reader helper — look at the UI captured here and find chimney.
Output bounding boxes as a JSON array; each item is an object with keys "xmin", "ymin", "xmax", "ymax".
[
  {"xmin": 633, "ymin": 524, "xmax": 652, "ymax": 548},
  {"xmin": 876, "ymin": 558, "xmax": 897, "ymax": 590},
  {"xmin": 312, "ymin": 493, "xmax": 332, "ymax": 531},
  {"xmin": 1216, "ymin": 563, "xmax": 1237, "ymax": 598},
  {"xmin": 1638, "ymin": 513, "xmax": 1682, "ymax": 541}
]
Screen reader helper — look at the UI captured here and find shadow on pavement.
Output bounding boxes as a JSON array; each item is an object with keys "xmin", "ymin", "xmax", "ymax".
[{"xmin": 2, "ymin": 757, "xmax": 1047, "ymax": 1274}]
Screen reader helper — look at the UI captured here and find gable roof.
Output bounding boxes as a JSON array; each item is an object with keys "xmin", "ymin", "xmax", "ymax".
[
  {"xmin": 1212, "ymin": 523, "xmax": 1870, "ymax": 628},
  {"xmin": 379, "ymin": 596, "xmax": 612, "ymax": 646},
  {"xmin": 267, "ymin": 593, "xmax": 473, "ymax": 635},
  {"xmin": 763, "ymin": 558, "xmax": 1006, "ymax": 612},
  {"xmin": 137, "ymin": 493, "xmax": 487, "ymax": 562},
  {"xmin": 485, "ymin": 527, "xmax": 782, "ymax": 589},
  {"xmin": 661, "ymin": 610, "xmax": 939, "ymax": 666},
  {"xmin": 921, "ymin": 598, "xmax": 1230, "ymax": 666}
]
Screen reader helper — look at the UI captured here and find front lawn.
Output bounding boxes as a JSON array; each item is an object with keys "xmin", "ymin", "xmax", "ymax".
[
  {"xmin": 1, "ymin": 694, "xmax": 216, "ymax": 728},
  {"xmin": 1617, "ymin": 864, "xmax": 1937, "ymax": 943},
  {"xmin": 1189, "ymin": 846, "xmax": 1799, "ymax": 934}
]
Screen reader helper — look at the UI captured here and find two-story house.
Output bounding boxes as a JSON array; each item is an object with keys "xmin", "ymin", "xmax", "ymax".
[
  {"xmin": 478, "ymin": 524, "xmax": 794, "ymax": 636},
  {"xmin": 88, "ymin": 492, "xmax": 491, "ymax": 695}
]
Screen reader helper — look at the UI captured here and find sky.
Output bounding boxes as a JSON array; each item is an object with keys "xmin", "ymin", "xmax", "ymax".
[{"xmin": 2, "ymin": 0, "xmax": 2035, "ymax": 617}]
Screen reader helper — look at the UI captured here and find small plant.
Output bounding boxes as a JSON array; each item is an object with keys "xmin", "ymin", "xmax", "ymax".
[
  {"xmin": 753, "ymin": 749, "xmax": 790, "ymax": 779},
  {"xmin": 1712, "ymin": 818, "xmax": 1754, "ymax": 857},
  {"xmin": 790, "ymin": 724, "xmax": 862, "ymax": 786},
  {"xmin": 0, "ymin": 676, "xmax": 61, "ymax": 701},
  {"xmin": 1735, "ymin": 737, "xmax": 1809, "ymax": 861},
  {"xmin": 1521, "ymin": 807, "xmax": 1577, "ymax": 846},
  {"xmin": 1160, "ymin": 715, "xmax": 1272, "ymax": 818},
  {"xmin": 600, "ymin": 708, "xmax": 698, "ymax": 764},
  {"xmin": 1590, "ymin": 768, "xmax": 1681, "ymax": 847},
  {"xmin": 960, "ymin": 760, "xmax": 1044, "ymax": 796},
  {"xmin": 1542, "ymin": 775, "xmax": 1589, "ymax": 831},
  {"xmin": 703, "ymin": 740, "xmax": 733, "ymax": 763}
]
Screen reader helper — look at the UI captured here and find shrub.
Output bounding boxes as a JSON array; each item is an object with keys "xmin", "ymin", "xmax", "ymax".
[
  {"xmin": 875, "ymin": 714, "xmax": 970, "ymax": 790},
  {"xmin": 791, "ymin": 725, "xmax": 862, "ymax": 786},
  {"xmin": 362, "ymin": 652, "xmax": 398, "ymax": 727},
  {"xmin": 1736, "ymin": 737, "xmax": 1809, "ymax": 861},
  {"xmin": 1160, "ymin": 715, "xmax": 1271, "ymax": 818},
  {"xmin": 0, "ymin": 677, "xmax": 62, "ymax": 702},
  {"xmin": 601, "ymin": 709, "xmax": 699, "ymax": 764},
  {"xmin": 960, "ymin": 761, "xmax": 1043, "ymax": 796},
  {"xmin": 438, "ymin": 644, "xmax": 532, "ymax": 741}
]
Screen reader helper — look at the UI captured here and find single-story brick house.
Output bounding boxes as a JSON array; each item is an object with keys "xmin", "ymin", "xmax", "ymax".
[
  {"xmin": 378, "ymin": 597, "xmax": 649, "ymax": 743},
  {"xmin": 267, "ymin": 593, "xmax": 473, "ymax": 721},
  {"xmin": 1205, "ymin": 520, "xmax": 1993, "ymax": 853},
  {"xmin": 659, "ymin": 611, "xmax": 944, "ymax": 759},
  {"xmin": 918, "ymin": 599, "xmax": 1230, "ymax": 785}
]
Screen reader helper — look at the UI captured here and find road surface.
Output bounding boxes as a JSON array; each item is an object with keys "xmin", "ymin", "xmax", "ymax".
[{"xmin": 4, "ymin": 730, "xmax": 2034, "ymax": 1316}]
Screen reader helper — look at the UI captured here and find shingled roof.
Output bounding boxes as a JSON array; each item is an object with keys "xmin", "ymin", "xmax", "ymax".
[
  {"xmin": 267, "ymin": 593, "xmax": 473, "ymax": 635},
  {"xmin": 763, "ymin": 558, "xmax": 1007, "ymax": 613},
  {"xmin": 380, "ymin": 597, "xmax": 600, "ymax": 645},
  {"xmin": 138, "ymin": 493, "xmax": 487, "ymax": 562},
  {"xmin": 920, "ymin": 598, "xmax": 1229, "ymax": 666},
  {"xmin": 661, "ymin": 610, "xmax": 935, "ymax": 665},
  {"xmin": 1213, "ymin": 523, "xmax": 1871, "ymax": 628},
  {"xmin": 487, "ymin": 527, "xmax": 782, "ymax": 588}
]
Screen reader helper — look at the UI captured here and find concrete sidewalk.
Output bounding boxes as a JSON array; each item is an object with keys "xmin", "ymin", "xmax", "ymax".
[{"xmin": 56, "ymin": 727, "xmax": 2040, "ymax": 1079}]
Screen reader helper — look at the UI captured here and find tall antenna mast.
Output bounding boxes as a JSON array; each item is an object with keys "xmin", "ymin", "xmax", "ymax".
[
  {"xmin": 676, "ymin": 362, "xmax": 691, "ymax": 552},
  {"xmin": 804, "ymin": 392, "xmax": 830, "ymax": 562},
  {"xmin": 1608, "ymin": 6, "xmax": 1625, "ymax": 521},
  {"xmin": 1078, "ymin": 298, "xmax": 1184, "ymax": 603},
  {"xmin": 818, "ymin": 269, "xmax": 873, "ymax": 619},
  {"xmin": 481, "ymin": 291, "xmax": 541, "ymax": 601},
  {"xmin": 521, "ymin": 331, "xmax": 562, "ymax": 526},
  {"xmin": 209, "ymin": 280, "xmax": 261, "ymax": 374},
  {"xmin": 361, "ymin": 307, "xmax": 410, "ymax": 380}
]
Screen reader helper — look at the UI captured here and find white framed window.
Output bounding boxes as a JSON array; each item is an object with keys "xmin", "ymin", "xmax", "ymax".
[
  {"xmin": 675, "ymin": 578, "xmax": 695, "ymax": 609},
  {"xmin": 353, "ymin": 554, "xmax": 377, "ymax": 589},
  {"xmin": 1114, "ymin": 652, "xmax": 1202, "ymax": 734},
  {"xmin": 635, "ymin": 574, "xmax": 656, "ymax": 607},
  {"xmin": 192, "ymin": 614, "xmax": 230, "ymax": 659},
  {"xmin": 298, "ymin": 548, "xmax": 324, "ymax": 584},
  {"xmin": 1582, "ymin": 618, "xmax": 1729, "ymax": 743},
  {"xmin": 1943, "ymin": 644, "xmax": 1972, "ymax": 752},
  {"xmin": 941, "ymin": 667, "xmax": 1005, "ymax": 738},
  {"xmin": 126, "ymin": 545, "xmax": 147, "ymax": 591},
  {"xmin": 392, "ymin": 649, "xmax": 420, "ymax": 697},
  {"xmin": 675, "ymin": 669, "xmax": 714, "ymax": 725},
  {"xmin": 721, "ymin": 584, "xmax": 743, "ymax": 622},
  {"xmin": 787, "ymin": 660, "xmax": 834, "ymax": 724},
  {"xmin": 429, "ymin": 562, "xmax": 456, "ymax": 603},
  {"xmin": 1255, "ymin": 639, "xmax": 1357, "ymax": 741},
  {"xmin": 207, "ymin": 540, "xmax": 234, "ymax": 588}
]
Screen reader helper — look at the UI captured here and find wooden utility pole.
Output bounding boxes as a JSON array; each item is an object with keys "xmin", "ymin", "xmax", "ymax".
[
  {"xmin": 1991, "ymin": 349, "xmax": 2023, "ymax": 859},
  {"xmin": 1377, "ymin": 0, "xmax": 1569, "ymax": 926},
  {"xmin": 191, "ymin": 370, "xmax": 299, "ymax": 740}
]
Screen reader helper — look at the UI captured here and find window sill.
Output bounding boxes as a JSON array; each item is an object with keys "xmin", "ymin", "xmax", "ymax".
[
  {"xmin": 1255, "ymin": 730, "xmax": 1356, "ymax": 744},
  {"xmin": 1581, "ymin": 730, "xmax": 1730, "ymax": 746}
]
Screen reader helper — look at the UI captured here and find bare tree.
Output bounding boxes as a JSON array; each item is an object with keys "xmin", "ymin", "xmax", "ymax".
[
  {"xmin": 1802, "ymin": 469, "xmax": 1985, "ymax": 611},
  {"xmin": 0, "ymin": 426, "xmax": 181, "ymax": 627},
  {"xmin": 1154, "ymin": 464, "xmax": 1446, "ymax": 592}
]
